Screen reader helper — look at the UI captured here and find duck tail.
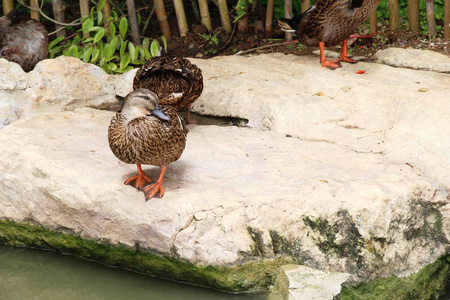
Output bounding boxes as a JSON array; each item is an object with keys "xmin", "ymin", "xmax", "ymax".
[
  {"xmin": 278, "ymin": 7, "xmax": 313, "ymax": 34},
  {"xmin": 277, "ymin": 19, "xmax": 296, "ymax": 33}
]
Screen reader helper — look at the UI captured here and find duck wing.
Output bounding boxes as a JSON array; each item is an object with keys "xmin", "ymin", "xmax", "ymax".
[{"xmin": 133, "ymin": 57, "xmax": 203, "ymax": 111}]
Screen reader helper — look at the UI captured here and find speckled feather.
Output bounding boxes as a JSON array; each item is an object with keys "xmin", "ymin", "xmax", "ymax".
[
  {"xmin": 0, "ymin": 9, "xmax": 48, "ymax": 72},
  {"xmin": 108, "ymin": 103, "xmax": 187, "ymax": 167},
  {"xmin": 133, "ymin": 56, "xmax": 203, "ymax": 111},
  {"xmin": 298, "ymin": 0, "xmax": 380, "ymax": 46}
]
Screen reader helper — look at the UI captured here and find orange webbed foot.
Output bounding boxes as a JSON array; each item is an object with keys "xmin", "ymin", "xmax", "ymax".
[
  {"xmin": 124, "ymin": 164, "xmax": 153, "ymax": 191},
  {"xmin": 321, "ymin": 59, "xmax": 342, "ymax": 70},
  {"xmin": 142, "ymin": 182, "xmax": 165, "ymax": 201},
  {"xmin": 124, "ymin": 174, "xmax": 153, "ymax": 191},
  {"xmin": 340, "ymin": 55, "xmax": 357, "ymax": 64}
]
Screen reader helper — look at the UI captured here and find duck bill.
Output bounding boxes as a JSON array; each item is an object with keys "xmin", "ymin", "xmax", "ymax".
[{"xmin": 151, "ymin": 106, "xmax": 171, "ymax": 121}]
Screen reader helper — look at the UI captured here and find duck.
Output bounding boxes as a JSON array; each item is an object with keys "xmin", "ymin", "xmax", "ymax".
[
  {"xmin": 108, "ymin": 88, "xmax": 187, "ymax": 201},
  {"xmin": 133, "ymin": 56, "xmax": 203, "ymax": 124},
  {"xmin": 278, "ymin": 0, "xmax": 379, "ymax": 69},
  {"xmin": 0, "ymin": 9, "xmax": 48, "ymax": 72}
]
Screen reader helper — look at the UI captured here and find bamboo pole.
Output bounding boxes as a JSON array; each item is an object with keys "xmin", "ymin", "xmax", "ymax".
[
  {"xmin": 2, "ymin": 0, "xmax": 14, "ymax": 14},
  {"xmin": 284, "ymin": 0, "xmax": 293, "ymax": 41},
  {"xmin": 102, "ymin": 0, "xmax": 111, "ymax": 28},
  {"xmin": 265, "ymin": 0, "xmax": 274, "ymax": 38},
  {"xmin": 198, "ymin": 0, "xmax": 212, "ymax": 31},
  {"xmin": 301, "ymin": 0, "xmax": 311, "ymax": 13},
  {"xmin": 217, "ymin": 0, "xmax": 232, "ymax": 32},
  {"xmin": 408, "ymin": 0, "xmax": 420, "ymax": 32},
  {"xmin": 52, "ymin": 0, "xmax": 67, "ymax": 38},
  {"xmin": 425, "ymin": 0, "xmax": 437, "ymax": 37},
  {"xmin": 388, "ymin": 0, "xmax": 400, "ymax": 30},
  {"xmin": 154, "ymin": 0, "xmax": 171, "ymax": 38},
  {"xmin": 126, "ymin": 0, "xmax": 140, "ymax": 44},
  {"xmin": 370, "ymin": 10, "xmax": 377, "ymax": 33},
  {"xmin": 445, "ymin": 0, "xmax": 450, "ymax": 39},
  {"xmin": 173, "ymin": 0, "xmax": 189, "ymax": 37},
  {"xmin": 80, "ymin": 0, "xmax": 90, "ymax": 38},
  {"xmin": 30, "ymin": 0, "xmax": 40, "ymax": 20},
  {"xmin": 237, "ymin": 0, "xmax": 248, "ymax": 32}
]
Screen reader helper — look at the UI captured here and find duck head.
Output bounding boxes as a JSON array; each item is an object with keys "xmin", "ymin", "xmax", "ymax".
[{"xmin": 120, "ymin": 88, "xmax": 171, "ymax": 122}]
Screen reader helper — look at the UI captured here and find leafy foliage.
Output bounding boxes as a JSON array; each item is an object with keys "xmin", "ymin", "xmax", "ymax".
[{"xmin": 48, "ymin": 0, "xmax": 167, "ymax": 74}]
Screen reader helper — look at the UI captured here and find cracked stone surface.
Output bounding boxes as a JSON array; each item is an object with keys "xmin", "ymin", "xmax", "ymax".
[{"xmin": 0, "ymin": 53, "xmax": 449, "ymax": 293}]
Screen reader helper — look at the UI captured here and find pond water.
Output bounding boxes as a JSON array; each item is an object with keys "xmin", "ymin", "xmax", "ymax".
[{"xmin": 0, "ymin": 244, "xmax": 265, "ymax": 300}]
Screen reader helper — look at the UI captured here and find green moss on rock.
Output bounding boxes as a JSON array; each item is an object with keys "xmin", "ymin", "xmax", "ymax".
[
  {"xmin": 0, "ymin": 220, "xmax": 287, "ymax": 293},
  {"xmin": 337, "ymin": 254, "xmax": 450, "ymax": 300}
]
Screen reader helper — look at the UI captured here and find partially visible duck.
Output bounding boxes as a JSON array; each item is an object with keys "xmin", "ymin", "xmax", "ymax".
[
  {"xmin": 133, "ymin": 56, "xmax": 203, "ymax": 124},
  {"xmin": 108, "ymin": 88, "xmax": 187, "ymax": 201},
  {"xmin": 278, "ymin": 0, "xmax": 379, "ymax": 69},
  {"xmin": 0, "ymin": 9, "xmax": 48, "ymax": 72}
]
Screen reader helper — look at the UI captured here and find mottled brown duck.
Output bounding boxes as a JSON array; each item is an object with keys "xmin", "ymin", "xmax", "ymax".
[
  {"xmin": 0, "ymin": 9, "xmax": 48, "ymax": 72},
  {"xmin": 108, "ymin": 88, "xmax": 187, "ymax": 201},
  {"xmin": 133, "ymin": 56, "xmax": 203, "ymax": 124},
  {"xmin": 279, "ymin": 0, "xmax": 379, "ymax": 69}
]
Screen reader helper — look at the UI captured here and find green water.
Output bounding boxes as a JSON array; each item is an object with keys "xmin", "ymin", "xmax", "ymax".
[{"xmin": 0, "ymin": 245, "xmax": 265, "ymax": 300}]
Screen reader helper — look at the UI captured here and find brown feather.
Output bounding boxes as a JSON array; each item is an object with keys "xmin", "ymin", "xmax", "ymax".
[
  {"xmin": 0, "ymin": 9, "xmax": 48, "ymax": 72},
  {"xmin": 133, "ymin": 56, "xmax": 203, "ymax": 112},
  {"xmin": 108, "ymin": 90, "xmax": 187, "ymax": 168},
  {"xmin": 298, "ymin": 0, "xmax": 379, "ymax": 46}
]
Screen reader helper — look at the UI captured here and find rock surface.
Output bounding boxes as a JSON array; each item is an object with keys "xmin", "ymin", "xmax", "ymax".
[
  {"xmin": 0, "ymin": 52, "xmax": 449, "ymax": 296},
  {"xmin": 374, "ymin": 48, "xmax": 450, "ymax": 73}
]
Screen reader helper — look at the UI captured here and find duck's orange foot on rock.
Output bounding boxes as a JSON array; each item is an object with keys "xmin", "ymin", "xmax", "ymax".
[
  {"xmin": 143, "ymin": 182, "xmax": 165, "ymax": 201},
  {"xmin": 124, "ymin": 174, "xmax": 153, "ymax": 191},
  {"xmin": 321, "ymin": 59, "xmax": 342, "ymax": 70},
  {"xmin": 339, "ymin": 55, "xmax": 357, "ymax": 64}
]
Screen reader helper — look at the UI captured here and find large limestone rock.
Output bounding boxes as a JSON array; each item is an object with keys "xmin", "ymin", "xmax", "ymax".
[
  {"xmin": 0, "ymin": 52, "xmax": 449, "ymax": 295},
  {"xmin": 374, "ymin": 48, "xmax": 450, "ymax": 73},
  {"xmin": 0, "ymin": 56, "xmax": 134, "ymax": 128}
]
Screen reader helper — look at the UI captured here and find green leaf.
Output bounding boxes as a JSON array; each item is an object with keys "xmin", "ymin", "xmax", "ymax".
[
  {"xmin": 91, "ymin": 48, "xmax": 100, "ymax": 63},
  {"xmin": 66, "ymin": 45, "xmax": 79, "ymax": 57},
  {"xmin": 82, "ymin": 47, "xmax": 93, "ymax": 63},
  {"xmin": 94, "ymin": 28, "xmax": 106, "ymax": 43},
  {"xmin": 161, "ymin": 36, "xmax": 167, "ymax": 52},
  {"xmin": 119, "ymin": 54, "xmax": 131, "ymax": 70},
  {"xmin": 142, "ymin": 37, "xmax": 150, "ymax": 50},
  {"xmin": 110, "ymin": 22, "xmax": 116, "ymax": 37},
  {"xmin": 120, "ymin": 40, "xmax": 127, "ymax": 57},
  {"xmin": 97, "ymin": 10, "xmax": 103, "ymax": 26},
  {"xmin": 97, "ymin": 0, "xmax": 105, "ymax": 11},
  {"xmin": 128, "ymin": 42, "xmax": 136, "ymax": 62},
  {"xmin": 103, "ymin": 44, "xmax": 114, "ymax": 60},
  {"xmin": 88, "ymin": 26, "xmax": 103, "ymax": 32},
  {"xmin": 99, "ymin": 57, "xmax": 106, "ymax": 67},
  {"xmin": 107, "ymin": 63, "xmax": 118, "ymax": 71},
  {"xmin": 143, "ymin": 47, "xmax": 151, "ymax": 60},
  {"xmin": 119, "ymin": 17, "xmax": 128, "ymax": 38},
  {"xmin": 150, "ymin": 40, "xmax": 160, "ymax": 57},
  {"xmin": 82, "ymin": 18, "xmax": 94, "ymax": 33},
  {"xmin": 110, "ymin": 36, "xmax": 118, "ymax": 50},
  {"xmin": 48, "ymin": 36, "xmax": 64, "ymax": 50},
  {"xmin": 73, "ymin": 35, "xmax": 81, "ymax": 44},
  {"xmin": 90, "ymin": 6, "xmax": 95, "ymax": 18}
]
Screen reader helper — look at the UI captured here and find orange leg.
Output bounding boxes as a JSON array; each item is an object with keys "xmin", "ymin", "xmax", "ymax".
[
  {"xmin": 185, "ymin": 104, "xmax": 197, "ymax": 124},
  {"xmin": 142, "ymin": 166, "xmax": 167, "ymax": 201},
  {"xmin": 319, "ymin": 41, "xmax": 342, "ymax": 70},
  {"xmin": 124, "ymin": 164, "xmax": 153, "ymax": 191},
  {"xmin": 339, "ymin": 39, "xmax": 357, "ymax": 64}
]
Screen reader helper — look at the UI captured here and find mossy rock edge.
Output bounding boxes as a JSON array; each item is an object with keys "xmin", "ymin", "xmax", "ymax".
[
  {"xmin": 0, "ymin": 219, "xmax": 289, "ymax": 293},
  {"xmin": 336, "ymin": 253, "xmax": 450, "ymax": 300}
]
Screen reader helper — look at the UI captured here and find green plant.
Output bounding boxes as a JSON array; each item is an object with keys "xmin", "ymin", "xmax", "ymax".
[
  {"xmin": 48, "ymin": 0, "xmax": 167, "ymax": 74},
  {"xmin": 197, "ymin": 31, "xmax": 220, "ymax": 55}
]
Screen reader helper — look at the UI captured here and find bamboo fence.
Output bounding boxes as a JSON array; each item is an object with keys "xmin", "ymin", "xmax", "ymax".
[{"xmin": 1, "ymin": 0, "xmax": 449, "ymax": 41}]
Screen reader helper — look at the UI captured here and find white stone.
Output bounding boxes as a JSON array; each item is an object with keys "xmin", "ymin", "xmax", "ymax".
[
  {"xmin": 285, "ymin": 266, "xmax": 350, "ymax": 300},
  {"xmin": 375, "ymin": 48, "xmax": 450, "ymax": 73}
]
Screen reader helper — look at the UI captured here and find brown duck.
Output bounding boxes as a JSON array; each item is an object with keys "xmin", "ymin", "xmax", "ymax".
[
  {"xmin": 0, "ymin": 9, "xmax": 48, "ymax": 72},
  {"xmin": 133, "ymin": 56, "xmax": 203, "ymax": 124},
  {"xmin": 279, "ymin": 0, "xmax": 379, "ymax": 69},
  {"xmin": 108, "ymin": 88, "xmax": 187, "ymax": 201}
]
